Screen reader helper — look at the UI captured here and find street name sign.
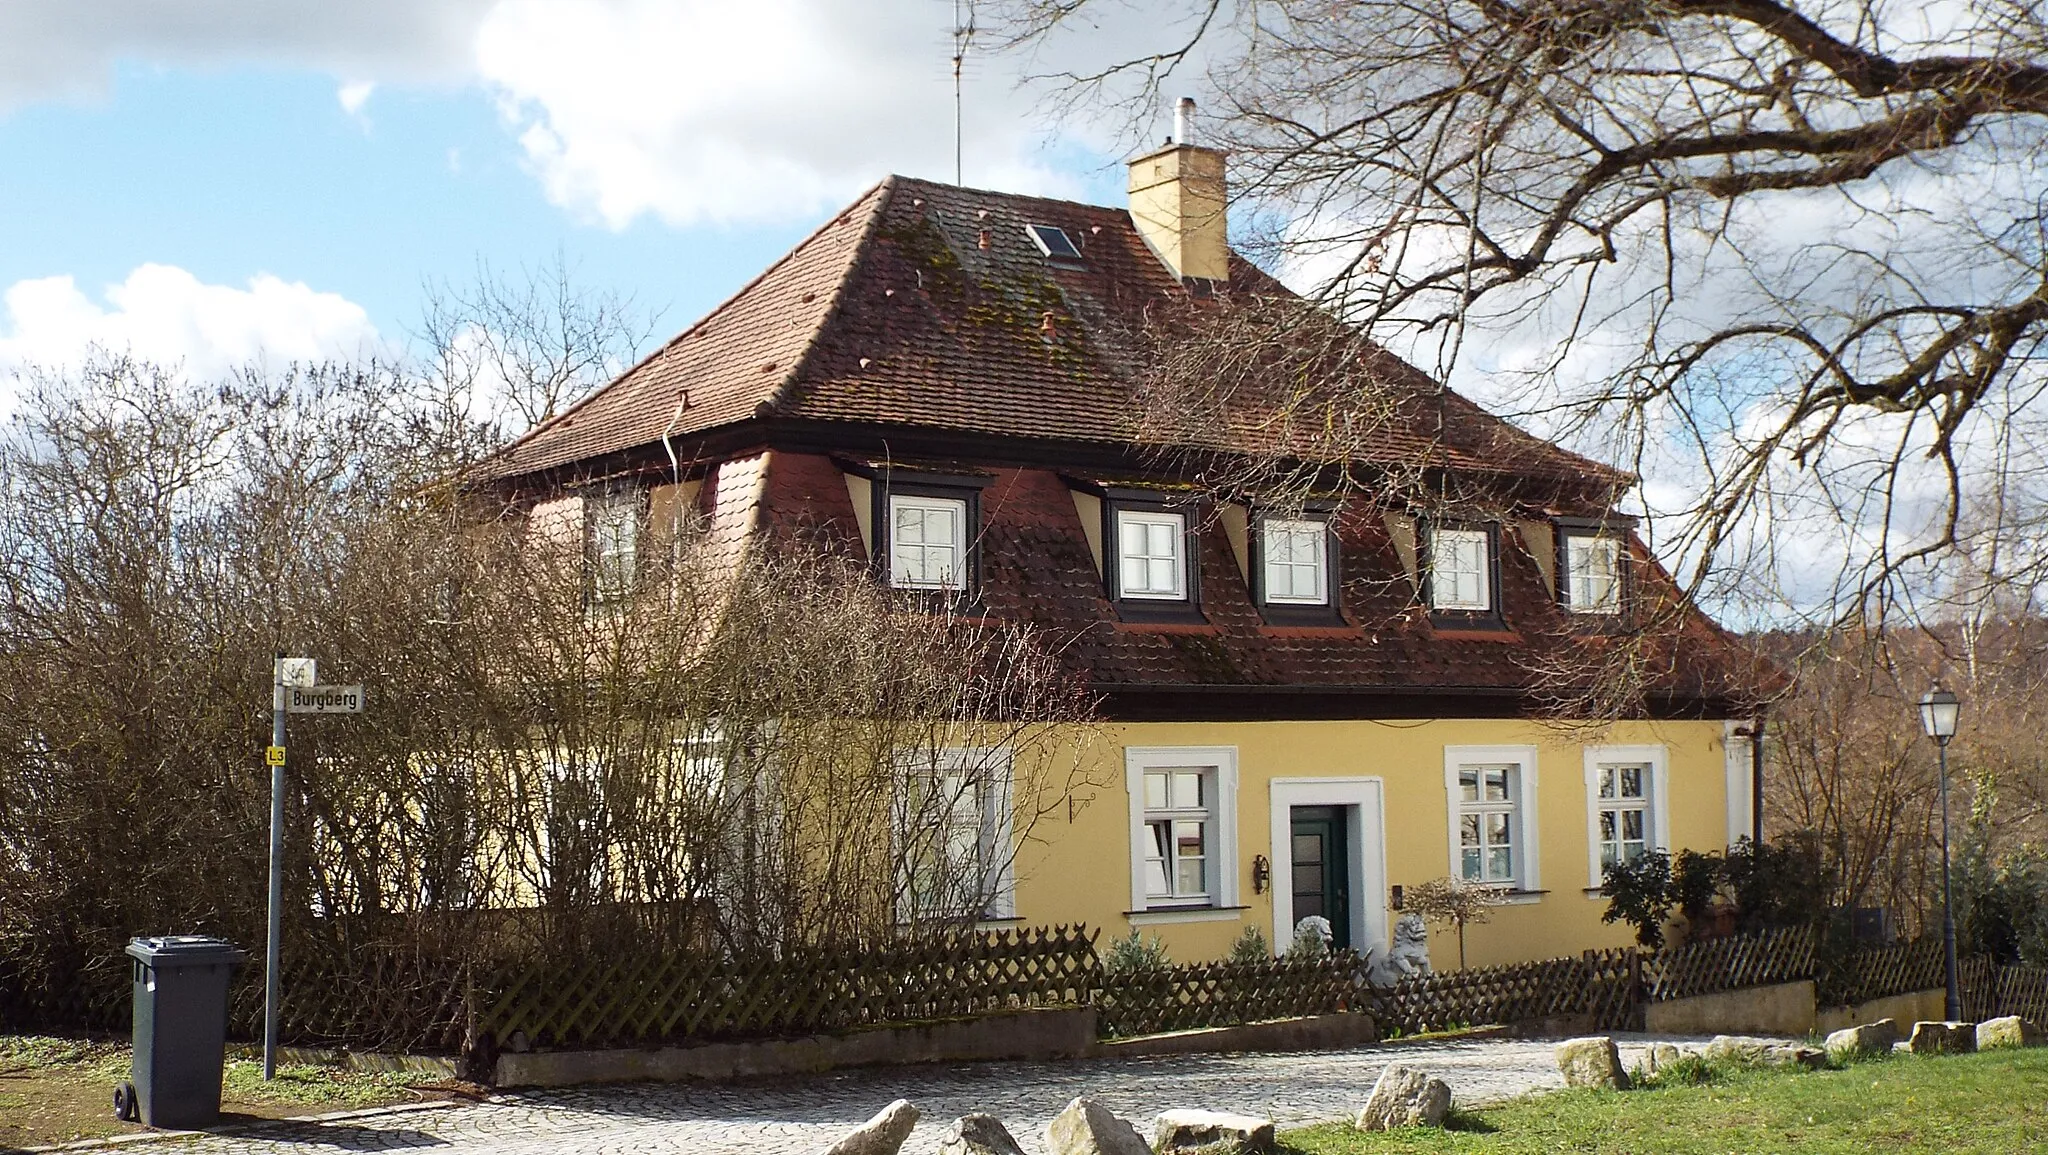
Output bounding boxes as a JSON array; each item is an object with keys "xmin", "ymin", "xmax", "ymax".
[{"xmin": 284, "ymin": 684, "xmax": 365, "ymax": 714}]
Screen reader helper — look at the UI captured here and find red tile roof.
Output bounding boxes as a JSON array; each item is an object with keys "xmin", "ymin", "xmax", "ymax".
[{"xmin": 488, "ymin": 176, "xmax": 1624, "ymax": 490}]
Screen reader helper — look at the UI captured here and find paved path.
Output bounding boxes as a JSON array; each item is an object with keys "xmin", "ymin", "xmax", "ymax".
[{"xmin": 146, "ymin": 1036, "xmax": 1708, "ymax": 1155}]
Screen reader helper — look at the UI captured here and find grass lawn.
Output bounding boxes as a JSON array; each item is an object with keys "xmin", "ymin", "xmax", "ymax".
[
  {"xmin": 0, "ymin": 1035, "xmax": 462, "ymax": 1149},
  {"xmin": 1284, "ymin": 1048, "xmax": 2048, "ymax": 1155}
]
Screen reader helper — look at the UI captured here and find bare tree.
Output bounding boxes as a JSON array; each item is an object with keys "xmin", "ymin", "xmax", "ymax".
[
  {"xmin": 417, "ymin": 252, "xmax": 658, "ymax": 437},
  {"xmin": 999, "ymin": 0, "xmax": 2048, "ymax": 623}
]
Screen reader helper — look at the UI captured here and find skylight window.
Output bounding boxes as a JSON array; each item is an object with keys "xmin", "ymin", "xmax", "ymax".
[{"xmin": 1025, "ymin": 224, "xmax": 1083, "ymax": 261}]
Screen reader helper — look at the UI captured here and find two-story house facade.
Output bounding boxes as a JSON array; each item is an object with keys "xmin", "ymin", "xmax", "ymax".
[{"xmin": 482, "ymin": 137, "xmax": 1765, "ymax": 968}]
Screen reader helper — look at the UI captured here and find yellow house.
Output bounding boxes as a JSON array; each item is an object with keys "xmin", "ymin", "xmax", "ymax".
[{"xmin": 481, "ymin": 136, "xmax": 1766, "ymax": 968}]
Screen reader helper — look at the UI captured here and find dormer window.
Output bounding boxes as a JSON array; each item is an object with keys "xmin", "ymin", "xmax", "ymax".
[
  {"xmin": 584, "ymin": 485, "xmax": 643, "ymax": 605},
  {"xmin": 889, "ymin": 494, "xmax": 967, "ymax": 590},
  {"xmin": 1562, "ymin": 531, "xmax": 1623, "ymax": 614},
  {"xmin": 1428, "ymin": 526, "xmax": 1493, "ymax": 612},
  {"xmin": 1117, "ymin": 510, "xmax": 1187, "ymax": 599},
  {"xmin": 861, "ymin": 467, "xmax": 991, "ymax": 600},
  {"xmin": 1259, "ymin": 518, "xmax": 1329, "ymax": 605}
]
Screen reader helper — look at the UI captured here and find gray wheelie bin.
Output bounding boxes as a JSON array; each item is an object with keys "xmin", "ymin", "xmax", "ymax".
[{"xmin": 117, "ymin": 935, "xmax": 246, "ymax": 1128}]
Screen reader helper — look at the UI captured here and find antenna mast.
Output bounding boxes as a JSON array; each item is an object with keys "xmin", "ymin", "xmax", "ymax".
[{"xmin": 952, "ymin": 0, "xmax": 975, "ymax": 185}]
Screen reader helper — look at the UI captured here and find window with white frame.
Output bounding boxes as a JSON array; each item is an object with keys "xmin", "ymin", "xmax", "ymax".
[
  {"xmin": 1457, "ymin": 765, "xmax": 1519, "ymax": 884},
  {"xmin": 900, "ymin": 749, "xmax": 1014, "ymax": 921},
  {"xmin": 1126, "ymin": 747, "xmax": 1239, "ymax": 913},
  {"xmin": 1144, "ymin": 768, "xmax": 1211, "ymax": 902},
  {"xmin": 1429, "ymin": 527, "xmax": 1492, "ymax": 611},
  {"xmin": 1564, "ymin": 532, "xmax": 1623, "ymax": 614},
  {"xmin": 1117, "ymin": 509, "xmax": 1188, "ymax": 600},
  {"xmin": 888, "ymin": 494, "xmax": 968, "ymax": 590},
  {"xmin": 1261, "ymin": 518, "xmax": 1329, "ymax": 604},
  {"xmin": 1444, "ymin": 746, "xmax": 1539, "ymax": 892},
  {"xmin": 585, "ymin": 487, "xmax": 642, "ymax": 603},
  {"xmin": 1584, "ymin": 746, "xmax": 1668, "ymax": 888}
]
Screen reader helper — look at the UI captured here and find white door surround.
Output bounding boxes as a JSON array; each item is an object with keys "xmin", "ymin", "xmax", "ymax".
[{"xmin": 1268, "ymin": 777, "xmax": 1388, "ymax": 956}]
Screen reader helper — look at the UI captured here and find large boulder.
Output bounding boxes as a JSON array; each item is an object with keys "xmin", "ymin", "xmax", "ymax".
[
  {"xmin": 1151, "ymin": 1109, "xmax": 1276, "ymax": 1152},
  {"xmin": 1976, "ymin": 1016, "xmax": 2046, "ymax": 1051},
  {"xmin": 820, "ymin": 1100, "xmax": 919, "ymax": 1155},
  {"xmin": 1354, "ymin": 1063, "xmax": 1453, "ymax": 1131},
  {"xmin": 1046, "ymin": 1098, "xmax": 1150, "ymax": 1155},
  {"xmin": 1556, "ymin": 1036, "xmax": 1631, "ymax": 1090},
  {"xmin": 937, "ymin": 1114, "xmax": 1028, "ymax": 1155},
  {"xmin": 1909, "ymin": 1021, "xmax": 1977, "ymax": 1055},
  {"xmin": 1824, "ymin": 1019, "xmax": 1902, "ymax": 1061},
  {"xmin": 1701, "ymin": 1035, "xmax": 1824, "ymax": 1069}
]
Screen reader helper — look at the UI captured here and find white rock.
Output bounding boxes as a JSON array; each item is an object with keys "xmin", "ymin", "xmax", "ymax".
[
  {"xmin": 1354, "ymin": 1063, "xmax": 1453, "ymax": 1130},
  {"xmin": 1152, "ymin": 1108, "xmax": 1276, "ymax": 1151},
  {"xmin": 1824, "ymin": 1019, "xmax": 1902, "ymax": 1060},
  {"xmin": 937, "ymin": 1113, "xmax": 1027, "ymax": 1155},
  {"xmin": 820, "ymin": 1099, "xmax": 919, "ymax": 1155},
  {"xmin": 1046, "ymin": 1097, "xmax": 1150, "ymax": 1155},
  {"xmin": 1556, "ymin": 1036, "xmax": 1631, "ymax": 1090},
  {"xmin": 1976, "ymin": 1016, "xmax": 2045, "ymax": 1051}
]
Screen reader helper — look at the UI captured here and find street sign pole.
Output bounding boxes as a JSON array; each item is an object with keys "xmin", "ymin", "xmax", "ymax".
[{"xmin": 263, "ymin": 658, "xmax": 286, "ymax": 1081}]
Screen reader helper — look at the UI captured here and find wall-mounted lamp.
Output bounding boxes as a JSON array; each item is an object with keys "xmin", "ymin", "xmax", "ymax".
[
  {"xmin": 1390, "ymin": 884, "xmax": 1405, "ymax": 911},
  {"xmin": 1251, "ymin": 855, "xmax": 1271, "ymax": 895}
]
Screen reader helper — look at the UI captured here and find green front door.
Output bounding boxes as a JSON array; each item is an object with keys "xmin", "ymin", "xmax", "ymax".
[{"xmin": 1289, "ymin": 805, "xmax": 1351, "ymax": 950}]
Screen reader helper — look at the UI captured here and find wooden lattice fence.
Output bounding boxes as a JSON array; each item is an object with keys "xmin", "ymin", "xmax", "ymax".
[
  {"xmin": 1645, "ymin": 925, "xmax": 1818, "ymax": 1002},
  {"xmin": 1096, "ymin": 952, "xmax": 1367, "ymax": 1038},
  {"xmin": 1817, "ymin": 936, "xmax": 1945, "ymax": 1007},
  {"xmin": 471, "ymin": 925, "xmax": 1098, "ymax": 1052},
  {"xmin": 1992, "ymin": 965, "xmax": 2048, "ymax": 1024},
  {"xmin": 1369, "ymin": 956, "xmax": 1577, "ymax": 1036}
]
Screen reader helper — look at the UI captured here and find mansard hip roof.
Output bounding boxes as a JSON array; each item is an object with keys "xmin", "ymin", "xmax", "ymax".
[{"xmin": 486, "ymin": 175, "xmax": 1627, "ymax": 489}]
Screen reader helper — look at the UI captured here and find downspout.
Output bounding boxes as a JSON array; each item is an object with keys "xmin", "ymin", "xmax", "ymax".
[{"xmin": 1750, "ymin": 709, "xmax": 1766, "ymax": 847}]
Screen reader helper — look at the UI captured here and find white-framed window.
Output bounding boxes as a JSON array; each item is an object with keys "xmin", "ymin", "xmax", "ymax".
[
  {"xmin": 900, "ymin": 748, "xmax": 1015, "ymax": 921},
  {"xmin": 1564, "ymin": 532, "xmax": 1623, "ymax": 614},
  {"xmin": 585, "ymin": 487, "xmax": 642, "ymax": 603},
  {"xmin": 888, "ymin": 494, "xmax": 968, "ymax": 590},
  {"xmin": 1584, "ymin": 745, "xmax": 1669, "ymax": 888},
  {"xmin": 1261, "ymin": 518, "xmax": 1329, "ymax": 604},
  {"xmin": 1116, "ymin": 509, "xmax": 1188, "ymax": 600},
  {"xmin": 1443, "ymin": 745, "xmax": 1540, "ymax": 893},
  {"xmin": 1126, "ymin": 746, "xmax": 1239, "ymax": 914},
  {"xmin": 1429, "ymin": 526, "xmax": 1492, "ymax": 611}
]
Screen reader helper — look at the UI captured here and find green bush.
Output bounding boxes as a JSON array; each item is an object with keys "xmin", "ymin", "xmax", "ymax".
[{"xmin": 1103, "ymin": 928, "xmax": 1170, "ymax": 972}]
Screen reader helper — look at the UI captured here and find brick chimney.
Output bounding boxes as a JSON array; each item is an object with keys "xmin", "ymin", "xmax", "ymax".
[{"xmin": 1127, "ymin": 97, "xmax": 1228, "ymax": 283}]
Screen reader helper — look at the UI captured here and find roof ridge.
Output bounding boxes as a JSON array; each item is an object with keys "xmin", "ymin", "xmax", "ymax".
[
  {"xmin": 757, "ymin": 175, "xmax": 902, "ymax": 419},
  {"xmin": 496, "ymin": 178, "xmax": 893, "ymax": 460}
]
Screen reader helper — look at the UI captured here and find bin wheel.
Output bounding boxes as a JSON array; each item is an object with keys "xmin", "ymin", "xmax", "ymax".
[{"xmin": 114, "ymin": 1081, "xmax": 138, "ymax": 1122}]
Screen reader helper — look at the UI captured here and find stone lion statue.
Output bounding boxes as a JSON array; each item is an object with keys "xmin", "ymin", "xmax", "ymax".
[{"xmin": 1366, "ymin": 913, "xmax": 1432, "ymax": 986}]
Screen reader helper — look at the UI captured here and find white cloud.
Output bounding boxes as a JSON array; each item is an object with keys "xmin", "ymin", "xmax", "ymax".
[
  {"xmin": 0, "ymin": 264, "xmax": 381, "ymax": 382},
  {"xmin": 0, "ymin": 2, "xmax": 493, "ymax": 111},
  {"xmin": 338, "ymin": 80, "xmax": 376, "ymax": 117},
  {"xmin": 471, "ymin": 0, "xmax": 1097, "ymax": 228}
]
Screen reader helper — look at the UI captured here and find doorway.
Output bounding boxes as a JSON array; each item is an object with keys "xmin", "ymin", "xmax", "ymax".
[{"xmin": 1289, "ymin": 805, "xmax": 1351, "ymax": 950}]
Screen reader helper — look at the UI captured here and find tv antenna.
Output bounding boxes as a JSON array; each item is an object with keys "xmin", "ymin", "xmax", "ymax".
[{"xmin": 953, "ymin": 0, "xmax": 976, "ymax": 186}]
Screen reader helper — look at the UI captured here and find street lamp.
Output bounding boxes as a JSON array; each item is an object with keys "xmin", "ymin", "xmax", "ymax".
[{"xmin": 1917, "ymin": 684, "xmax": 1962, "ymax": 1022}]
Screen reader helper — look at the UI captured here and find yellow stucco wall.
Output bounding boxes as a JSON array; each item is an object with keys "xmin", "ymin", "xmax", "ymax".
[{"xmin": 1007, "ymin": 717, "xmax": 1734, "ymax": 969}]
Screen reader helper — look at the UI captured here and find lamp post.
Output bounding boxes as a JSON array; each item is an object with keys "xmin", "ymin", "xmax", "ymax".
[{"xmin": 1917, "ymin": 684, "xmax": 1962, "ymax": 1022}]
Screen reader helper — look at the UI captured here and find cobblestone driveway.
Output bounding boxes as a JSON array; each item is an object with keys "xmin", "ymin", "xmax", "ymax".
[{"xmin": 143, "ymin": 1036, "xmax": 1705, "ymax": 1155}]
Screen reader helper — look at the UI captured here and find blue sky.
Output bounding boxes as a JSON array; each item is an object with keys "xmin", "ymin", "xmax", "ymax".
[{"xmin": 0, "ymin": 1, "xmax": 1138, "ymax": 382}]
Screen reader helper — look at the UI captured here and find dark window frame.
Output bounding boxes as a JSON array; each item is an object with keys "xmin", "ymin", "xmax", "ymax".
[
  {"xmin": 1554, "ymin": 515, "xmax": 1635, "ymax": 620},
  {"xmin": 1102, "ymin": 487, "xmax": 1206, "ymax": 625},
  {"xmin": 1248, "ymin": 505, "xmax": 1346, "ymax": 626},
  {"xmin": 868, "ymin": 468, "xmax": 992, "ymax": 610},
  {"xmin": 1422, "ymin": 519, "xmax": 1505, "ymax": 628}
]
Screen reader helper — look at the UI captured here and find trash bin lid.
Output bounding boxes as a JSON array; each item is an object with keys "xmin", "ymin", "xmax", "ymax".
[{"xmin": 125, "ymin": 936, "xmax": 248, "ymax": 966}]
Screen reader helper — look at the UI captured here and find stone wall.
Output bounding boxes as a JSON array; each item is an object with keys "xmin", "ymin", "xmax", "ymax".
[
  {"xmin": 1816, "ymin": 989, "xmax": 1945, "ymax": 1035},
  {"xmin": 1643, "ymin": 980, "xmax": 1817, "ymax": 1036}
]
